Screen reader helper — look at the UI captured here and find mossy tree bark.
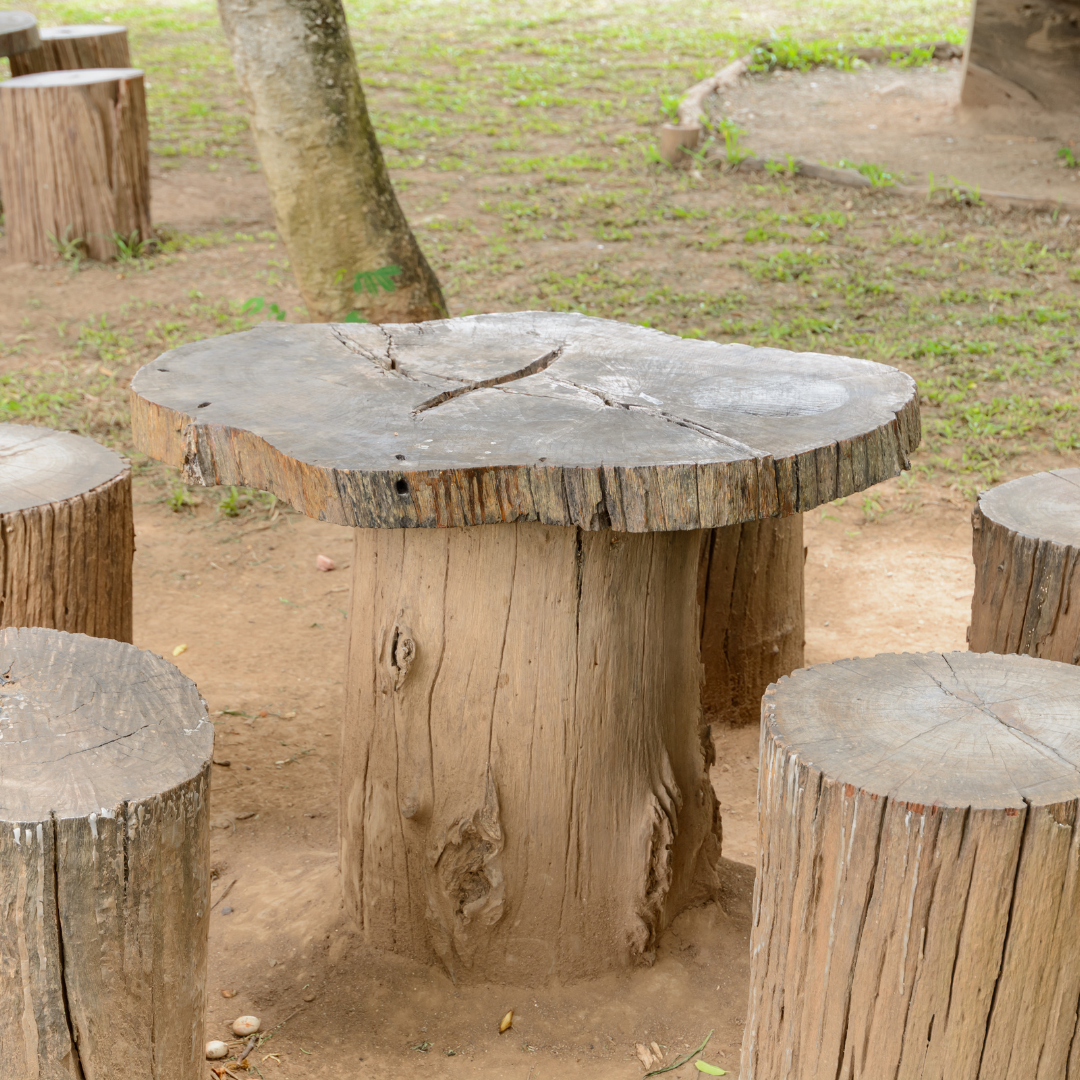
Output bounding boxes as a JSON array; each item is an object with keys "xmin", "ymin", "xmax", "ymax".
[{"xmin": 215, "ymin": 0, "xmax": 447, "ymax": 323}]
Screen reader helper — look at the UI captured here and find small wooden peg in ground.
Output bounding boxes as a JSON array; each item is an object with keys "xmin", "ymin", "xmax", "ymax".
[{"xmin": 659, "ymin": 55, "xmax": 748, "ymax": 165}]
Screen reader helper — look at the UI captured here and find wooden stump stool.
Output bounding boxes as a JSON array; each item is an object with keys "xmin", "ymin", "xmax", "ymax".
[
  {"xmin": 0, "ymin": 626, "xmax": 213, "ymax": 1080},
  {"xmin": 130, "ymin": 312, "xmax": 918, "ymax": 982},
  {"xmin": 970, "ymin": 468, "xmax": 1080, "ymax": 664},
  {"xmin": 743, "ymin": 651, "xmax": 1080, "ymax": 1080},
  {"xmin": 0, "ymin": 68, "xmax": 150, "ymax": 264},
  {"xmin": 0, "ymin": 13, "xmax": 39, "ymax": 61},
  {"xmin": 9, "ymin": 25, "xmax": 131, "ymax": 78},
  {"xmin": 0, "ymin": 424, "xmax": 134, "ymax": 641}
]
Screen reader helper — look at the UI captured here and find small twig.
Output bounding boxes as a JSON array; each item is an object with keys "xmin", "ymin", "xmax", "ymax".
[
  {"xmin": 643, "ymin": 1029, "xmax": 713, "ymax": 1077},
  {"xmin": 210, "ymin": 878, "xmax": 237, "ymax": 911},
  {"xmin": 238, "ymin": 1035, "xmax": 258, "ymax": 1064}
]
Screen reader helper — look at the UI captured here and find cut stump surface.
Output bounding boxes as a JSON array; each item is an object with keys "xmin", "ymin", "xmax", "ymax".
[
  {"xmin": 0, "ymin": 626, "xmax": 213, "ymax": 1080},
  {"xmin": 131, "ymin": 312, "xmax": 918, "ymax": 981},
  {"xmin": 744, "ymin": 651, "xmax": 1080, "ymax": 1080},
  {"xmin": 970, "ymin": 468, "xmax": 1080, "ymax": 664},
  {"xmin": 0, "ymin": 424, "xmax": 134, "ymax": 641},
  {"xmin": 0, "ymin": 12, "xmax": 39, "ymax": 57},
  {"xmin": 9, "ymin": 24, "xmax": 130, "ymax": 77}
]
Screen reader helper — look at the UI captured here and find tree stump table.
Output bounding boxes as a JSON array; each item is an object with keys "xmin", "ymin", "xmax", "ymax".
[
  {"xmin": 0, "ymin": 12, "xmax": 39, "ymax": 61},
  {"xmin": 9, "ymin": 25, "xmax": 131, "ymax": 78},
  {"xmin": 0, "ymin": 67, "xmax": 150, "ymax": 264},
  {"xmin": 744, "ymin": 651, "xmax": 1080, "ymax": 1080},
  {"xmin": 130, "ymin": 311, "xmax": 918, "ymax": 981},
  {"xmin": 970, "ymin": 468, "xmax": 1080, "ymax": 664},
  {"xmin": 1, "ymin": 424, "xmax": 134, "ymax": 641},
  {"xmin": 0, "ymin": 626, "xmax": 213, "ymax": 1080}
]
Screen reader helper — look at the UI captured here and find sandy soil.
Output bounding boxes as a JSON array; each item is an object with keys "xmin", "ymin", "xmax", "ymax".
[{"xmin": 724, "ymin": 60, "xmax": 1080, "ymax": 204}]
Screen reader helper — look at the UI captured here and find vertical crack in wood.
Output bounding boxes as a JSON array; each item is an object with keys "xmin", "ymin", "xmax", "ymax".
[
  {"xmin": 977, "ymin": 796, "xmax": 1033, "ymax": 1078},
  {"xmin": 50, "ymin": 813, "xmax": 86, "ymax": 1080}
]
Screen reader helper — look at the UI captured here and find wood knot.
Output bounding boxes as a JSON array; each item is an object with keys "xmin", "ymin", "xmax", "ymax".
[{"xmin": 389, "ymin": 623, "xmax": 415, "ymax": 691}]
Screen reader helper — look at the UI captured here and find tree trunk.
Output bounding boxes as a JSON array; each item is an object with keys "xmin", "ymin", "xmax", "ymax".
[
  {"xmin": 215, "ymin": 0, "xmax": 447, "ymax": 323},
  {"xmin": 0, "ymin": 626, "xmax": 214, "ymax": 1080},
  {"xmin": 961, "ymin": 0, "xmax": 1080, "ymax": 112},
  {"xmin": 340, "ymin": 520, "xmax": 721, "ymax": 983},
  {"xmin": 742, "ymin": 651, "xmax": 1080, "ymax": 1080},
  {"xmin": 0, "ymin": 68, "xmax": 150, "ymax": 264},
  {"xmin": 700, "ymin": 514, "xmax": 804, "ymax": 728},
  {"xmin": 969, "ymin": 468, "xmax": 1080, "ymax": 664},
  {"xmin": 9, "ymin": 25, "xmax": 130, "ymax": 77},
  {"xmin": 0, "ymin": 424, "xmax": 134, "ymax": 641},
  {"xmin": 0, "ymin": 13, "xmax": 39, "ymax": 58}
]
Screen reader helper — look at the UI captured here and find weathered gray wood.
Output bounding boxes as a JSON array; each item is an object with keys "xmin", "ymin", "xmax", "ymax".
[
  {"xmin": 9, "ymin": 25, "xmax": 130, "ymax": 78},
  {"xmin": 0, "ymin": 68, "xmax": 150, "ymax": 265},
  {"xmin": 742, "ymin": 651, "xmax": 1080, "ymax": 1080},
  {"xmin": 0, "ymin": 12, "xmax": 39, "ymax": 58},
  {"xmin": 962, "ymin": 0, "xmax": 1080, "ymax": 112},
  {"xmin": 700, "ymin": 514, "xmax": 804, "ymax": 727},
  {"xmin": 341, "ymin": 520, "xmax": 720, "ymax": 982},
  {"xmin": 0, "ymin": 424, "xmax": 134, "ymax": 641},
  {"xmin": 0, "ymin": 626, "xmax": 213, "ymax": 1080},
  {"xmin": 970, "ymin": 468, "xmax": 1080, "ymax": 664},
  {"xmin": 130, "ymin": 312, "xmax": 920, "ymax": 532}
]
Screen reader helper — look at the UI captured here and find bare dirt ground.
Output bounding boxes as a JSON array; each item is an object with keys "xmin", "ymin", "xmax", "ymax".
[
  {"xmin": 3, "ymin": 32, "xmax": 1072, "ymax": 1078},
  {"xmin": 726, "ymin": 59, "xmax": 1080, "ymax": 204}
]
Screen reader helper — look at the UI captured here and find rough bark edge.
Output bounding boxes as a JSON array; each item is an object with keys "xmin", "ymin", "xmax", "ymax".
[
  {"xmin": 130, "ymin": 383, "xmax": 919, "ymax": 532},
  {"xmin": 0, "ymin": 467, "xmax": 134, "ymax": 642}
]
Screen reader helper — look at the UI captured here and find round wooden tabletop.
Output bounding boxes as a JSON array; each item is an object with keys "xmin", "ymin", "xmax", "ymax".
[
  {"xmin": 1, "ymin": 66, "xmax": 143, "ymax": 90},
  {"xmin": 0, "ymin": 423, "xmax": 128, "ymax": 514},
  {"xmin": 0, "ymin": 12, "xmax": 39, "ymax": 57},
  {"xmin": 131, "ymin": 311, "xmax": 920, "ymax": 531}
]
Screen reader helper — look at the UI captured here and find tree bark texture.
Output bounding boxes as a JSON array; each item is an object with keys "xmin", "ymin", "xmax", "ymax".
[
  {"xmin": 0, "ymin": 626, "xmax": 214, "ymax": 1080},
  {"xmin": 742, "ymin": 651, "xmax": 1080, "ymax": 1080},
  {"xmin": 339, "ymin": 521, "xmax": 722, "ymax": 982},
  {"xmin": 0, "ymin": 425, "xmax": 134, "ymax": 642},
  {"xmin": 0, "ymin": 13, "xmax": 39, "ymax": 58},
  {"xmin": 9, "ymin": 26, "xmax": 130, "ymax": 78},
  {"xmin": 215, "ymin": 0, "xmax": 447, "ymax": 323},
  {"xmin": 969, "ymin": 469, "xmax": 1080, "ymax": 664},
  {"xmin": 700, "ymin": 514, "xmax": 804, "ymax": 727},
  {"xmin": 962, "ymin": 0, "xmax": 1080, "ymax": 112},
  {"xmin": 0, "ymin": 68, "xmax": 150, "ymax": 264}
]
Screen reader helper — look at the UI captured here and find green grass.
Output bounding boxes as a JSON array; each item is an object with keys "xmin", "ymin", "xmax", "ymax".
[{"xmin": 9, "ymin": 0, "xmax": 1078, "ymax": 498}]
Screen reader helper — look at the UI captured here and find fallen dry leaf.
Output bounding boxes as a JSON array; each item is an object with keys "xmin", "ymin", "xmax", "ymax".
[
  {"xmin": 499, "ymin": 1009, "xmax": 513, "ymax": 1033},
  {"xmin": 172, "ymin": 644, "xmax": 188, "ymax": 657},
  {"xmin": 636, "ymin": 1043, "xmax": 656, "ymax": 1069}
]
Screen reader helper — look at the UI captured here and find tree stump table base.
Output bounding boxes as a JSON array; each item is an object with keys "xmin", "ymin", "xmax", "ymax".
[
  {"xmin": 0, "ymin": 627, "xmax": 213, "ymax": 1080},
  {"xmin": 131, "ymin": 311, "xmax": 919, "ymax": 981},
  {"xmin": 970, "ymin": 468, "xmax": 1080, "ymax": 664},
  {"xmin": 743, "ymin": 651, "xmax": 1080, "ymax": 1080}
]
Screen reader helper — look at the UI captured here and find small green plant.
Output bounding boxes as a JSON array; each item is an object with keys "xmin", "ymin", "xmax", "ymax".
[
  {"xmin": 837, "ymin": 159, "xmax": 897, "ymax": 187},
  {"xmin": 1058, "ymin": 146, "xmax": 1078, "ymax": 168},
  {"xmin": 114, "ymin": 229, "xmax": 150, "ymax": 262},
  {"xmin": 928, "ymin": 172, "xmax": 983, "ymax": 206},
  {"xmin": 717, "ymin": 118, "xmax": 750, "ymax": 166},
  {"xmin": 217, "ymin": 485, "xmax": 243, "ymax": 517},
  {"xmin": 749, "ymin": 36, "xmax": 858, "ymax": 73},
  {"xmin": 333, "ymin": 263, "xmax": 402, "ymax": 322},
  {"xmin": 242, "ymin": 296, "xmax": 287, "ymax": 320},
  {"xmin": 765, "ymin": 154, "xmax": 798, "ymax": 177},
  {"xmin": 659, "ymin": 92, "xmax": 681, "ymax": 123},
  {"xmin": 48, "ymin": 226, "xmax": 85, "ymax": 268},
  {"xmin": 166, "ymin": 482, "xmax": 197, "ymax": 513}
]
